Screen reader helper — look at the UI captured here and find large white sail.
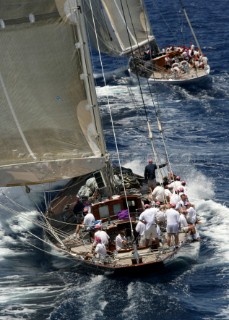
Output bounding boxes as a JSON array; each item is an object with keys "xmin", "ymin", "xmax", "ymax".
[
  {"xmin": 0, "ymin": 0, "xmax": 107, "ymax": 186},
  {"xmin": 82, "ymin": 0, "xmax": 158, "ymax": 56}
]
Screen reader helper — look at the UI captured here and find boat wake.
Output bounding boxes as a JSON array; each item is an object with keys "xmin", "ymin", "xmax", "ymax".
[{"xmin": 94, "ymin": 66, "xmax": 129, "ymax": 86}]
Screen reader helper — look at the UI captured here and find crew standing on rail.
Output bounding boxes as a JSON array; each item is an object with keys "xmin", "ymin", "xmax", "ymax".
[{"xmin": 144, "ymin": 159, "xmax": 167, "ymax": 192}]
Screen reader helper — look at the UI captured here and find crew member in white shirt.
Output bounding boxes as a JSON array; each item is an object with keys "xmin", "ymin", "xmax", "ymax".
[
  {"xmin": 139, "ymin": 205, "xmax": 159, "ymax": 247},
  {"xmin": 164, "ymin": 185, "xmax": 172, "ymax": 203},
  {"xmin": 185, "ymin": 203, "xmax": 200, "ymax": 240},
  {"xmin": 94, "ymin": 237, "xmax": 107, "ymax": 260},
  {"xmin": 151, "ymin": 182, "xmax": 165, "ymax": 203},
  {"xmin": 75, "ymin": 207, "xmax": 95, "ymax": 237},
  {"xmin": 115, "ymin": 230, "xmax": 128, "ymax": 251},
  {"xmin": 93, "ymin": 224, "xmax": 110, "ymax": 247},
  {"xmin": 186, "ymin": 202, "xmax": 197, "ymax": 224},
  {"xmin": 135, "ymin": 220, "xmax": 146, "ymax": 247},
  {"xmin": 165, "ymin": 203, "xmax": 180, "ymax": 247},
  {"xmin": 170, "ymin": 191, "xmax": 180, "ymax": 206},
  {"xmin": 176, "ymin": 193, "xmax": 188, "ymax": 210},
  {"xmin": 179, "ymin": 211, "xmax": 196, "ymax": 235},
  {"xmin": 168, "ymin": 176, "xmax": 182, "ymax": 192}
]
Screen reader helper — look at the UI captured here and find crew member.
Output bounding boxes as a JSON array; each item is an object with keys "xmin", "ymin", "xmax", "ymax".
[{"xmin": 144, "ymin": 159, "xmax": 167, "ymax": 191}]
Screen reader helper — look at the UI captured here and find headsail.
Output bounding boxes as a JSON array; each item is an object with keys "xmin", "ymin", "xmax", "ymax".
[
  {"xmin": 82, "ymin": 0, "xmax": 159, "ymax": 56},
  {"xmin": 0, "ymin": 0, "xmax": 107, "ymax": 186}
]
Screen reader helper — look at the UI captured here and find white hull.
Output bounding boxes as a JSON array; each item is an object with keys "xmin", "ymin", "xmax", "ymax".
[{"xmin": 129, "ymin": 65, "xmax": 210, "ymax": 85}]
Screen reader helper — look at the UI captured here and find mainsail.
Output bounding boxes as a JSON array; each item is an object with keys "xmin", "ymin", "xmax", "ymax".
[
  {"xmin": 82, "ymin": 0, "xmax": 159, "ymax": 56},
  {"xmin": 0, "ymin": 0, "xmax": 107, "ymax": 186}
]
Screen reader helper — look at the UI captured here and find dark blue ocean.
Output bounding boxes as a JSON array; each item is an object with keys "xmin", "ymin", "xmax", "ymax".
[{"xmin": 0, "ymin": 1, "xmax": 228, "ymax": 319}]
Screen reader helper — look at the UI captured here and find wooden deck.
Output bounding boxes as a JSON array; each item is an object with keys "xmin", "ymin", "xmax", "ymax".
[{"xmin": 63, "ymin": 231, "xmax": 188, "ymax": 269}]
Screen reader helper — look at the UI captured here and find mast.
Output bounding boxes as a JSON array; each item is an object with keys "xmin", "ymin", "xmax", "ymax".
[
  {"xmin": 75, "ymin": 0, "xmax": 107, "ymax": 157},
  {"xmin": 179, "ymin": 0, "xmax": 203, "ymax": 55},
  {"xmin": 76, "ymin": 0, "xmax": 114, "ymax": 195}
]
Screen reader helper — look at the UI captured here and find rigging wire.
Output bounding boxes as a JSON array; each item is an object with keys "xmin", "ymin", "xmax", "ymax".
[
  {"xmin": 87, "ymin": 0, "xmax": 137, "ymax": 239},
  {"xmin": 121, "ymin": 0, "xmax": 171, "ymax": 181},
  {"xmin": 1, "ymin": 193, "xmax": 111, "ymax": 261},
  {"xmin": 85, "ymin": 0, "xmax": 172, "ymax": 184},
  {"xmin": 1, "ymin": 191, "xmax": 66, "ymax": 247},
  {"xmin": 22, "ymin": 240, "xmax": 74, "ymax": 260}
]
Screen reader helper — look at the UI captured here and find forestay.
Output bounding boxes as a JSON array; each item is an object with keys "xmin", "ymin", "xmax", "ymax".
[{"xmin": 0, "ymin": 0, "xmax": 107, "ymax": 186}]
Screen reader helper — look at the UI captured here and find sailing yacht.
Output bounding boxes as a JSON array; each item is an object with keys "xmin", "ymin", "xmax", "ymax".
[
  {"xmin": 83, "ymin": 0, "xmax": 210, "ymax": 84},
  {"xmin": 0, "ymin": 0, "xmax": 200, "ymax": 275}
]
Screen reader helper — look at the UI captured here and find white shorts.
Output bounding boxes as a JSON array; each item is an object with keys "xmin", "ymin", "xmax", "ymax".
[
  {"xmin": 145, "ymin": 225, "xmax": 158, "ymax": 239},
  {"xmin": 139, "ymin": 235, "xmax": 146, "ymax": 246},
  {"xmin": 166, "ymin": 224, "xmax": 179, "ymax": 234}
]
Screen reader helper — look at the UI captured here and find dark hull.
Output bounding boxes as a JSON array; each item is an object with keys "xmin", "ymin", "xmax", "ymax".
[
  {"xmin": 71, "ymin": 255, "xmax": 166, "ymax": 276},
  {"xmin": 66, "ymin": 244, "xmax": 181, "ymax": 276}
]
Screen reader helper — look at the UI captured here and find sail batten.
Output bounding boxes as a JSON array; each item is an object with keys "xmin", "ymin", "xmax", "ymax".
[{"xmin": 0, "ymin": 0, "xmax": 107, "ymax": 186}]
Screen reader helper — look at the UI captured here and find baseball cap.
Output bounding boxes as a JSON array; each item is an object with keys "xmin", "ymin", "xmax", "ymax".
[{"xmin": 95, "ymin": 237, "xmax": 101, "ymax": 243}]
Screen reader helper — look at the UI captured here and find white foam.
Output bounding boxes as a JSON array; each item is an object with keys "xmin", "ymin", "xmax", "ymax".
[
  {"xmin": 197, "ymin": 200, "xmax": 229, "ymax": 263},
  {"xmin": 123, "ymin": 159, "xmax": 144, "ymax": 176},
  {"xmin": 186, "ymin": 170, "xmax": 215, "ymax": 201},
  {"xmin": 216, "ymin": 302, "xmax": 229, "ymax": 320},
  {"xmin": 176, "ymin": 169, "xmax": 229, "ymax": 264}
]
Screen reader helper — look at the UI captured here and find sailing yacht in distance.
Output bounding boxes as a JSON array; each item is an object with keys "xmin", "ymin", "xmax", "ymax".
[{"xmin": 84, "ymin": 0, "xmax": 210, "ymax": 84}]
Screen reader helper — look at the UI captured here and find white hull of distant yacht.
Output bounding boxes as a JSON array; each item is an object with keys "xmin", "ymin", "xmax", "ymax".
[{"xmin": 129, "ymin": 65, "xmax": 210, "ymax": 85}]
